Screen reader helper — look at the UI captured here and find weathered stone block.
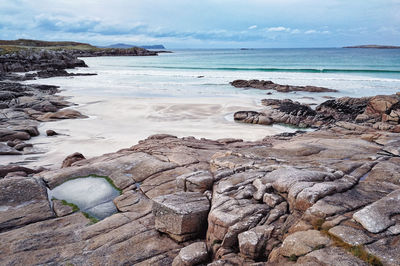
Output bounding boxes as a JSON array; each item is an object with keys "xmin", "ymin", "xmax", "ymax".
[{"xmin": 153, "ymin": 192, "xmax": 210, "ymax": 242}]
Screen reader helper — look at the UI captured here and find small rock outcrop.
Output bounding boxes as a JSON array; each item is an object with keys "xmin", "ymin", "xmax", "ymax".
[
  {"xmin": 230, "ymin": 79, "xmax": 338, "ymax": 93},
  {"xmin": 235, "ymin": 94, "xmax": 400, "ymax": 131}
]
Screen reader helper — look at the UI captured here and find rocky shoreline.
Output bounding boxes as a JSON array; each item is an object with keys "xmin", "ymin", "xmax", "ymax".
[{"xmin": 1, "ymin": 47, "xmax": 400, "ymax": 265}]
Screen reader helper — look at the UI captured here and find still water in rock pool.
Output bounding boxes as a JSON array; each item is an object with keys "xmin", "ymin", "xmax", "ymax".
[{"xmin": 49, "ymin": 176, "xmax": 120, "ymax": 220}]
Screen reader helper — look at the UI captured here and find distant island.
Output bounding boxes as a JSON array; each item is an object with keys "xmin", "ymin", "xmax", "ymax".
[
  {"xmin": 344, "ymin": 44, "xmax": 400, "ymax": 49},
  {"xmin": 100, "ymin": 43, "xmax": 166, "ymax": 49}
]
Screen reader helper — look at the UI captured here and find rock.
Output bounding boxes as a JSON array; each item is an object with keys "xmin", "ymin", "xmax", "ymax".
[
  {"xmin": 52, "ymin": 199, "xmax": 75, "ymax": 217},
  {"xmin": 263, "ymin": 193, "xmax": 283, "ymax": 208},
  {"xmin": 279, "ymin": 230, "xmax": 330, "ymax": 257},
  {"xmin": 46, "ymin": 129, "xmax": 58, "ymax": 136},
  {"xmin": 0, "ymin": 143, "xmax": 21, "ymax": 155},
  {"xmin": 353, "ymin": 189, "xmax": 400, "ymax": 233},
  {"xmin": 14, "ymin": 142, "xmax": 33, "ymax": 151},
  {"xmin": 172, "ymin": 241, "xmax": 209, "ymax": 266},
  {"xmin": 0, "ymin": 165, "xmax": 43, "ymax": 178},
  {"xmin": 4, "ymin": 171, "xmax": 28, "ymax": 178},
  {"xmin": 61, "ymin": 152, "xmax": 86, "ymax": 168},
  {"xmin": 328, "ymin": 225, "xmax": 374, "ymax": 246},
  {"xmin": 36, "ymin": 109, "xmax": 88, "ymax": 121},
  {"xmin": 238, "ymin": 226, "xmax": 274, "ymax": 259},
  {"xmin": 153, "ymin": 192, "xmax": 210, "ymax": 242},
  {"xmin": 252, "ymin": 178, "xmax": 268, "ymax": 201},
  {"xmin": 230, "ymin": 79, "xmax": 337, "ymax": 93},
  {"xmin": 0, "ymin": 129, "xmax": 30, "ymax": 141},
  {"xmin": 365, "ymin": 236, "xmax": 400, "ymax": 266},
  {"xmin": 176, "ymin": 170, "xmax": 214, "ymax": 193},
  {"xmin": 0, "ymin": 177, "xmax": 54, "ymax": 230},
  {"xmin": 298, "ymin": 246, "xmax": 368, "ymax": 266}
]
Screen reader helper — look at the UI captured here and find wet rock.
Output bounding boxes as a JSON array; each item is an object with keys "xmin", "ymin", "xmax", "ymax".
[
  {"xmin": 153, "ymin": 192, "xmax": 210, "ymax": 242},
  {"xmin": 279, "ymin": 230, "xmax": 330, "ymax": 257},
  {"xmin": 0, "ymin": 129, "xmax": 30, "ymax": 141},
  {"xmin": 37, "ymin": 109, "xmax": 88, "ymax": 121},
  {"xmin": 172, "ymin": 241, "xmax": 209, "ymax": 266},
  {"xmin": 46, "ymin": 129, "xmax": 58, "ymax": 136},
  {"xmin": 0, "ymin": 177, "xmax": 54, "ymax": 230},
  {"xmin": 230, "ymin": 79, "xmax": 337, "ymax": 93},
  {"xmin": 61, "ymin": 152, "xmax": 86, "ymax": 168},
  {"xmin": 14, "ymin": 142, "xmax": 33, "ymax": 151},
  {"xmin": 353, "ymin": 189, "xmax": 400, "ymax": 233},
  {"xmin": 0, "ymin": 143, "xmax": 21, "ymax": 155}
]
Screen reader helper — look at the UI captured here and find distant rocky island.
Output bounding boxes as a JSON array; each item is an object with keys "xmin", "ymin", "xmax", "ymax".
[{"xmin": 344, "ymin": 44, "xmax": 400, "ymax": 49}]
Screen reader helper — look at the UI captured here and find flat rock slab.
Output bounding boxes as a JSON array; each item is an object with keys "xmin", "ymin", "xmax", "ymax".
[
  {"xmin": 353, "ymin": 188, "xmax": 400, "ymax": 233},
  {"xmin": 328, "ymin": 225, "xmax": 374, "ymax": 246},
  {"xmin": 279, "ymin": 230, "xmax": 331, "ymax": 257},
  {"xmin": 0, "ymin": 177, "xmax": 54, "ymax": 230},
  {"xmin": 153, "ymin": 192, "xmax": 210, "ymax": 242},
  {"xmin": 298, "ymin": 246, "xmax": 368, "ymax": 266}
]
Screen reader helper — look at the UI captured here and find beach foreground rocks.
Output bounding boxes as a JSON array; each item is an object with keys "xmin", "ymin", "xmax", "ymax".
[{"xmin": 1, "ymin": 118, "xmax": 400, "ymax": 264}]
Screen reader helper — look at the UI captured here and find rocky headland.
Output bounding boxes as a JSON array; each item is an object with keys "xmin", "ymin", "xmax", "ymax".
[{"xmin": 1, "ymin": 41, "xmax": 400, "ymax": 265}]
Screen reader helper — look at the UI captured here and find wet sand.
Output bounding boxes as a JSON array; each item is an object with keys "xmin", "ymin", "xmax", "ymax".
[{"xmin": 4, "ymin": 96, "xmax": 294, "ymax": 168}]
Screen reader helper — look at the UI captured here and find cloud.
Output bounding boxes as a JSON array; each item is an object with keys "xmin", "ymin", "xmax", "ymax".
[
  {"xmin": 304, "ymin": 30, "xmax": 317, "ymax": 34},
  {"xmin": 248, "ymin": 25, "xmax": 257, "ymax": 30},
  {"xmin": 266, "ymin": 26, "xmax": 290, "ymax": 32}
]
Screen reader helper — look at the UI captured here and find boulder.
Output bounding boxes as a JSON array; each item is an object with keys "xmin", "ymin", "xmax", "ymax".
[
  {"xmin": 152, "ymin": 192, "xmax": 210, "ymax": 242},
  {"xmin": 61, "ymin": 152, "xmax": 86, "ymax": 168},
  {"xmin": 46, "ymin": 129, "xmax": 58, "ymax": 136},
  {"xmin": 172, "ymin": 241, "xmax": 209, "ymax": 266}
]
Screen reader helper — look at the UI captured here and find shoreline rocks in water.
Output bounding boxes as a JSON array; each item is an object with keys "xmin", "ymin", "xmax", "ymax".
[
  {"xmin": 234, "ymin": 94, "xmax": 400, "ymax": 131},
  {"xmin": 230, "ymin": 79, "xmax": 338, "ymax": 93}
]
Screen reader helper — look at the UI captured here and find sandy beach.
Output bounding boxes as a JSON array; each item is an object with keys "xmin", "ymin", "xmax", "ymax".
[{"xmin": 3, "ymin": 95, "xmax": 294, "ymax": 168}]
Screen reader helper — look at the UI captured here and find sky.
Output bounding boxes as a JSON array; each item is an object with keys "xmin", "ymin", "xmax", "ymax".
[{"xmin": 0, "ymin": 0, "xmax": 399, "ymax": 48}]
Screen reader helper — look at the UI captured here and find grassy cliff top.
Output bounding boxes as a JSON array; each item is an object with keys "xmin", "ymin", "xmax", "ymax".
[
  {"xmin": 0, "ymin": 39, "xmax": 94, "ymax": 48},
  {"xmin": 0, "ymin": 39, "xmax": 152, "ymax": 56}
]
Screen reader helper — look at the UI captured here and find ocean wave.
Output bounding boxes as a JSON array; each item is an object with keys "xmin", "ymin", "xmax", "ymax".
[{"xmin": 129, "ymin": 65, "xmax": 400, "ymax": 74}]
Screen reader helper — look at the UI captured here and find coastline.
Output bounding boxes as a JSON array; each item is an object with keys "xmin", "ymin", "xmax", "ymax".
[{"xmin": 1, "ymin": 44, "xmax": 400, "ymax": 265}]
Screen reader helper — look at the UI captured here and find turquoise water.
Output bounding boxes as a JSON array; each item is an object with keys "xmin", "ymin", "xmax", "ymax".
[{"xmin": 35, "ymin": 48, "xmax": 400, "ymax": 102}]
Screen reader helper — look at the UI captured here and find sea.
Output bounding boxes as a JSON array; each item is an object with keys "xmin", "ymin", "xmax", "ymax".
[{"xmin": 40, "ymin": 48, "xmax": 400, "ymax": 101}]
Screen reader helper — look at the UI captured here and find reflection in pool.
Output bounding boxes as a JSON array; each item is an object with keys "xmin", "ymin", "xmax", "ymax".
[{"xmin": 49, "ymin": 176, "xmax": 120, "ymax": 220}]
